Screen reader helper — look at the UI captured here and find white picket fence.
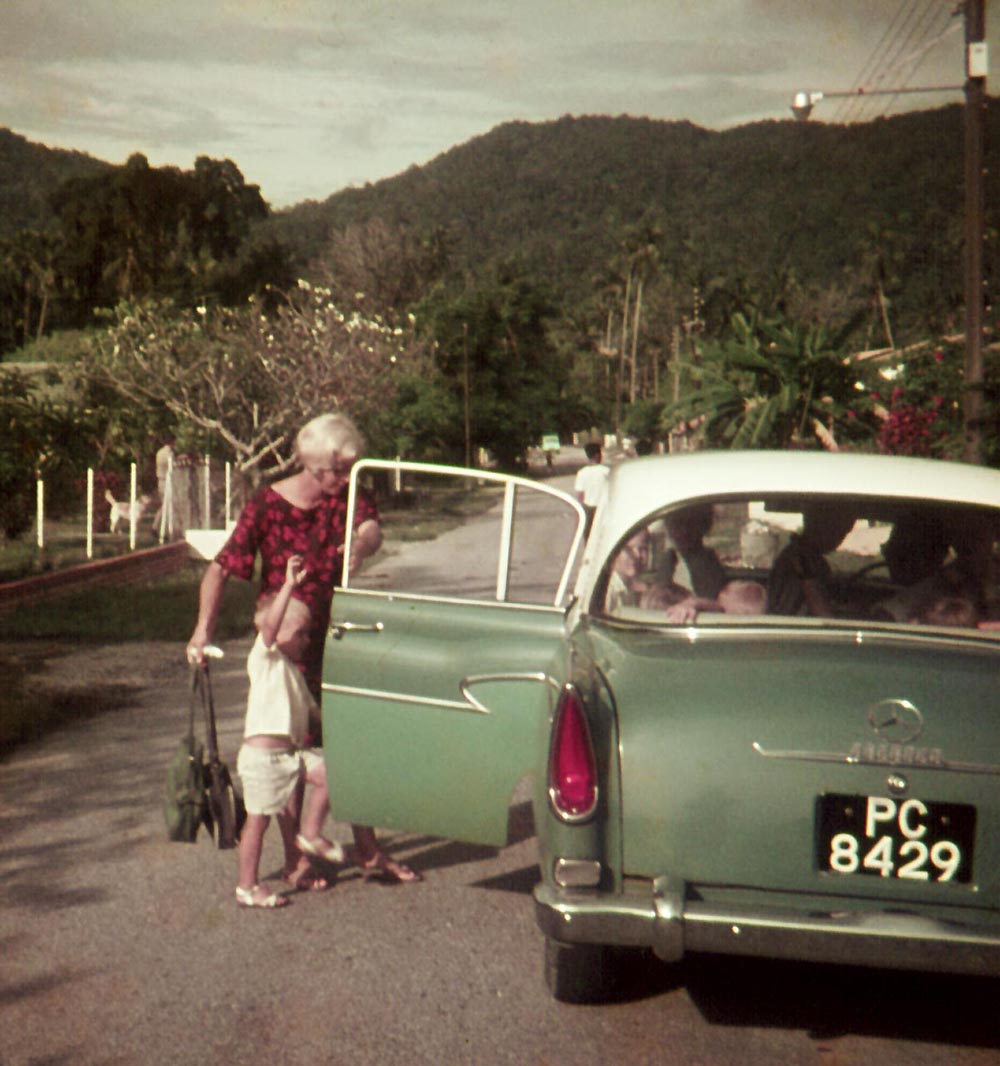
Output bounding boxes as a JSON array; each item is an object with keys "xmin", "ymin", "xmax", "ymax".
[{"xmin": 33, "ymin": 456, "xmax": 239, "ymax": 560}]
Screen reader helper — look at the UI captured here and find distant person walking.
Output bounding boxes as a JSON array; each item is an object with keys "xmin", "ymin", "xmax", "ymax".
[
  {"xmin": 574, "ymin": 442, "xmax": 609, "ymax": 539},
  {"xmin": 154, "ymin": 435, "xmax": 176, "ymax": 539}
]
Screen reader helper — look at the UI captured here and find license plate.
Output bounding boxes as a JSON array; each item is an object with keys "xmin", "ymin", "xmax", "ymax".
[{"xmin": 816, "ymin": 793, "xmax": 976, "ymax": 884}]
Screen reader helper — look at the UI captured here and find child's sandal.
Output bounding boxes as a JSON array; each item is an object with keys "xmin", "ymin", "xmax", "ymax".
[{"xmin": 235, "ymin": 885, "xmax": 289, "ymax": 908}]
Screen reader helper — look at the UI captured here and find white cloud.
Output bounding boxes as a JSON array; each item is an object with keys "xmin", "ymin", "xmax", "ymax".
[{"xmin": 2, "ymin": 0, "xmax": 989, "ymax": 206}]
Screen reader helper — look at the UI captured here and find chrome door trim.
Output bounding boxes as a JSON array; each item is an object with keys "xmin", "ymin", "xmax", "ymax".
[
  {"xmin": 752, "ymin": 741, "xmax": 1000, "ymax": 776},
  {"xmin": 322, "ymin": 682, "xmax": 486, "ymax": 715}
]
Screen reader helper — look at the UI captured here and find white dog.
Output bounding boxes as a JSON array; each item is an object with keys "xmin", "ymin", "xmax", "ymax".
[{"xmin": 105, "ymin": 490, "xmax": 152, "ymax": 534}]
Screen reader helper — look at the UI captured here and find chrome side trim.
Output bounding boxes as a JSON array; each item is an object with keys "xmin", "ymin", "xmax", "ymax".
[
  {"xmin": 459, "ymin": 671, "xmax": 561, "ymax": 713},
  {"xmin": 599, "ymin": 617, "xmax": 1000, "ymax": 655},
  {"xmin": 321, "ymin": 682, "xmax": 486, "ymax": 715},
  {"xmin": 752, "ymin": 741, "xmax": 1000, "ymax": 776}
]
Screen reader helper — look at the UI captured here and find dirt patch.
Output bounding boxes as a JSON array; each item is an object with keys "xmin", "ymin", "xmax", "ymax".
[
  {"xmin": 11, "ymin": 639, "xmax": 188, "ymax": 691},
  {"xmin": 0, "ymin": 640, "xmax": 189, "ymax": 753}
]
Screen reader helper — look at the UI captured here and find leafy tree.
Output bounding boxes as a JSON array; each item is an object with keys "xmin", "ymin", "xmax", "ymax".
[
  {"xmin": 661, "ymin": 311, "xmax": 878, "ymax": 450},
  {"xmin": 421, "ymin": 277, "xmax": 565, "ymax": 469},
  {"xmin": 316, "ymin": 218, "xmax": 450, "ymax": 314},
  {"xmin": 0, "ymin": 229, "xmax": 65, "ymax": 349},
  {"xmin": 0, "ymin": 367, "xmax": 97, "ymax": 538},
  {"xmin": 82, "ymin": 284, "xmax": 428, "ymax": 478},
  {"xmin": 622, "ymin": 399, "xmax": 666, "ymax": 455},
  {"xmin": 49, "ymin": 153, "xmax": 272, "ymax": 323}
]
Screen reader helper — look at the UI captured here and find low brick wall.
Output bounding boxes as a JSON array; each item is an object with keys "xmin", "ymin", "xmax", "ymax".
[{"xmin": 0, "ymin": 541, "xmax": 193, "ymax": 613}]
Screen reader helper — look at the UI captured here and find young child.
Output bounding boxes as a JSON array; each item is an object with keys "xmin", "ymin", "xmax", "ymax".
[
  {"xmin": 643, "ymin": 578, "xmax": 766, "ymax": 623},
  {"xmin": 914, "ymin": 595, "xmax": 980, "ymax": 629},
  {"xmin": 235, "ymin": 555, "xmax": 341, "ymax": 908}
]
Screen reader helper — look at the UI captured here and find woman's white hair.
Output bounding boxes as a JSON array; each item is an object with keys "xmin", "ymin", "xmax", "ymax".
[{"xmin": 295, "ymin": 413, "xmax": 365, "ymax": 465}]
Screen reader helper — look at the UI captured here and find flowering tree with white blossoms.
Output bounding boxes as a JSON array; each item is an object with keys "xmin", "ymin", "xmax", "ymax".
[{"xmin": 83, "ymin": 281, "xmax": 428, "ymax": 476}]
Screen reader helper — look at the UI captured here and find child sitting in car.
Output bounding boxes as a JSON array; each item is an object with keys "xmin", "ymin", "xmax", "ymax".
[{"xmin": 641, "ymin": 578, "xmax": 767, "ymax": 623}]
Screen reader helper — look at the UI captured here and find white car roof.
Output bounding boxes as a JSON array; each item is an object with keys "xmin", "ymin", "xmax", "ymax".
[{"xmin": 575, "ymin": 450, "xmax": 1000, "ymax": 600}]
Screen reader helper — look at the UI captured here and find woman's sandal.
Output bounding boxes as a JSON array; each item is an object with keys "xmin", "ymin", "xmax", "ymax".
[
  {"xmin": 235, "ymin": 885, "xmax": 290, "ymax": 909},
  {"xmin": 296, "ymin": 834, "xmax": 346, "ymax": 864},
  {"xmin": 358, "ymin": 850, "xmax": 423, "ymax": 884},
  {"xmin": 283, "ymin": 866, "xmax": 330, "ymax": 892}
]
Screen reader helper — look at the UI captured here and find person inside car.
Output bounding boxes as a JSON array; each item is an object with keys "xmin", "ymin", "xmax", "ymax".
[
  {"xmin": 767, "ymin": 502, "xmax": 857, "ymax": 617},
  {"xmin": 605, "ymin": 528, "xmax": 651, "ymax": 614},
  {"xmin": 655, "ymin": 503, "xmax": 726, "ymax": 599},
  {"xmin": 642, "ymin": 578, "xmax": 766, "ymax": 623}
]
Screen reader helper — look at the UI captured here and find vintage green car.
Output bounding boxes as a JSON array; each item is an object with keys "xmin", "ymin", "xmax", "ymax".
[{"xmin": 323, "ymin": 451, "xmax": 1000, "ymax": 1001}]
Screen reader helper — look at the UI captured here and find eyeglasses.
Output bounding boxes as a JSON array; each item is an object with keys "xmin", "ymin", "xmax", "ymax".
[{"xmin": 308, "ymin": 461, "xmax": 355, "ymax": 479}]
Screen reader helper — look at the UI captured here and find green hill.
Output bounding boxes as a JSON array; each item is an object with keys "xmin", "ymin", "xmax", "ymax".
[
  {"xmin": 0, "ymin": 128, "xmax": 111, "ymax": 238},
  {"xmin": 265, "ymin": 104, "xmax": 997, "ymax": 338},
  {"xmin": 1, "ymin": 104, "xmax": 996, "ymax": 347}
]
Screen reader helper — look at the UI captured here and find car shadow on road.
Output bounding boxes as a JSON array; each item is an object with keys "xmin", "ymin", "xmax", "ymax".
[
  {"xmin": 681, "ymin": 954, "xmax": 1000, "ymax": 1048},
  {"xmin": 471, "ymin": 864, "xmax": 541, "ymax": 895}
]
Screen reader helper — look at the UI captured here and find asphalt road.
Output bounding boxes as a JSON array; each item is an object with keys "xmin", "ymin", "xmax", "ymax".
[{"xmin": 1, "ymin": 454, "xmax": 997, "ymax": 1066}]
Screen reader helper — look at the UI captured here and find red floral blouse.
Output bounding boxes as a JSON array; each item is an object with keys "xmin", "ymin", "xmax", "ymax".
[{"xmin": 216, "ymin": 482, "xmax": 379, "ymax": 693}]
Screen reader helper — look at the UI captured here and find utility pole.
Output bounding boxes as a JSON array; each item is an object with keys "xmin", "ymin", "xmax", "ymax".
[
  {"xmin": 963, "ymin": 0, "xmax": 987, "ymax": 464},
  {"xmin": 463, "ymin": 322, "xmax": 471, "ymax": 469}
]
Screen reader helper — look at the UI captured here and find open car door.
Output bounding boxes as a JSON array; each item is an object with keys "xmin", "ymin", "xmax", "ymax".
[{"xmin": 322, "ymin": 460, "xmax": 585, "ymax": 847}]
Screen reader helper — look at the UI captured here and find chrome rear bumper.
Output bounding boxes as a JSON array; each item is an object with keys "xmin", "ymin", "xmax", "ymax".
[{"xmin": 533, "ymin": 881, "xmax": 1000, "ymax": 977}]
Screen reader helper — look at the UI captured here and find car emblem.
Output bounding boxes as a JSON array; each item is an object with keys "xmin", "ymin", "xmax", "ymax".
[{"xmin": 867, "ymin": 699, "xmax": 923, "ymax": 744}]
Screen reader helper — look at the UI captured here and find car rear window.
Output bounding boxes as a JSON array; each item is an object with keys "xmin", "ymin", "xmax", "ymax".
[{"xmin": 598, "ymin": 495, "xmax": 1000, "ymax": 636}]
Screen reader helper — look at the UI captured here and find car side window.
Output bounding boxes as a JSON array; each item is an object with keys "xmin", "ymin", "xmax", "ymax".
[
  {"xmin": 600, "ymin": 496, "xmax": 1000, "ymax": 634},
  {"xmin": 348, "ymin": 465, "xmax": 582, "ymax": 607}
]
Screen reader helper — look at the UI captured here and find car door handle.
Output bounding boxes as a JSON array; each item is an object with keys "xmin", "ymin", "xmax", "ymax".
[{"xmin": 329, "ymin": 621, "xmax": 385, "ymax": 640}]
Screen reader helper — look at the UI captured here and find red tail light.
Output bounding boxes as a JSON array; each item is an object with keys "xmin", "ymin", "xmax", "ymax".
[{"xmin": 548, "ymin": 686, "xmax": 598, "ymax": 820}]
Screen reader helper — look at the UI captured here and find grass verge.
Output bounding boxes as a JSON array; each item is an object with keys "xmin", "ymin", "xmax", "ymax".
[
  {"xmin": 0, "ymin": 564, "xmax": 255, "ymax": 753},
  {"xmin": 0, "ymin": 561, "xmax": 256, "ymax": 642}
]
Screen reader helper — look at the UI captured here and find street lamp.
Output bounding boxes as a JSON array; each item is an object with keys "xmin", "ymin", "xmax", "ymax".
[
  {"xmin": 790, "ymin": 85, "xmax": 963, "ymax": 122},
  {"xmin": 790, "ymin": 2, "xmax": 989, "ymax": 463}
]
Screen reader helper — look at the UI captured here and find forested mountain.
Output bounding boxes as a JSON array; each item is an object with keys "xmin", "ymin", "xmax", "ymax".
[
  {"xmin": 1, "ymin": 103, "xmax": 996, "ymax": 353},
  {"xmin": 0, "ymin": 129, "xmax": 110, "ymax": 238},
  {"xmin": 268, "ymin": 104, "xmax": 999, "ymax": 340},
  {"xmin": 1, "ymin": 107, "xmax": 997, "ymax": 494}
]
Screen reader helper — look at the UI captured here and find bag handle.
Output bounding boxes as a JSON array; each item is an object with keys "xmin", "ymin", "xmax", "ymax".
[
  {"xmin": 186, "ymin": 669, "xmax": 201, "ymax": 746},
  {"xmin": 192, "ymin": 664, "xmax": 222, "ymax": 764}
]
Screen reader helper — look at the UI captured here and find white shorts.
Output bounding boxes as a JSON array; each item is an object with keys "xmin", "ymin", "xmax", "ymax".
[
  {"xmin": 300, "ymin": 747, "xmax": 326, "ymax": 782},
  {"xmin": 236, "ymin": 745, "xmax": 303, "ymax": 816}
]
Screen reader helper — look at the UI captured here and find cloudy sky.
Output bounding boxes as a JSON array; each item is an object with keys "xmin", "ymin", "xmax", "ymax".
[{"xmin": 4, "ymin": 1, "xmax": 994, "ymax": 207}]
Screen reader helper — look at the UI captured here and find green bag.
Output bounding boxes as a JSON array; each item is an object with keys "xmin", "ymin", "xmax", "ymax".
[
  {"xmin": 164, "ymin": 664, "xmax": 245, "ymax": 847},
  {"xmin": 164, "ymin": 674, "xmax": 209, "ymax": 842}
]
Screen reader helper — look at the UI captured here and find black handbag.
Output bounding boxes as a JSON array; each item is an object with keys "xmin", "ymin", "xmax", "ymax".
[
  {"xmin": 198, "ymin": 661, "xmax": 246, "ymax": 849},
  {"xmin": 164, "ymin": 664, "xmax": 245, "ymax": 848}
]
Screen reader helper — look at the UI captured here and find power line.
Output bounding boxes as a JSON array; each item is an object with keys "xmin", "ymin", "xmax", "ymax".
[
  {"xmin": 833, "ymin": 0, "xmax": 961, "ymax": 123},
  {"xmin": 837, "ymin": 0, "xmax": 935, "ymax": 121},
  {"xmin": 833, "ymin": 0, "xmax": 919, "ymax": 122},
  {"xmin": 874, "ymin": 10, "xmax": 963, "ymax": 119}
]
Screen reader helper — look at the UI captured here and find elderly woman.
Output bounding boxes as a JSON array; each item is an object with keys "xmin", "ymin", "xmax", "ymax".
[{"xmin": 187, "ymin": 412, "xmax": 421, "ymax": 887}]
